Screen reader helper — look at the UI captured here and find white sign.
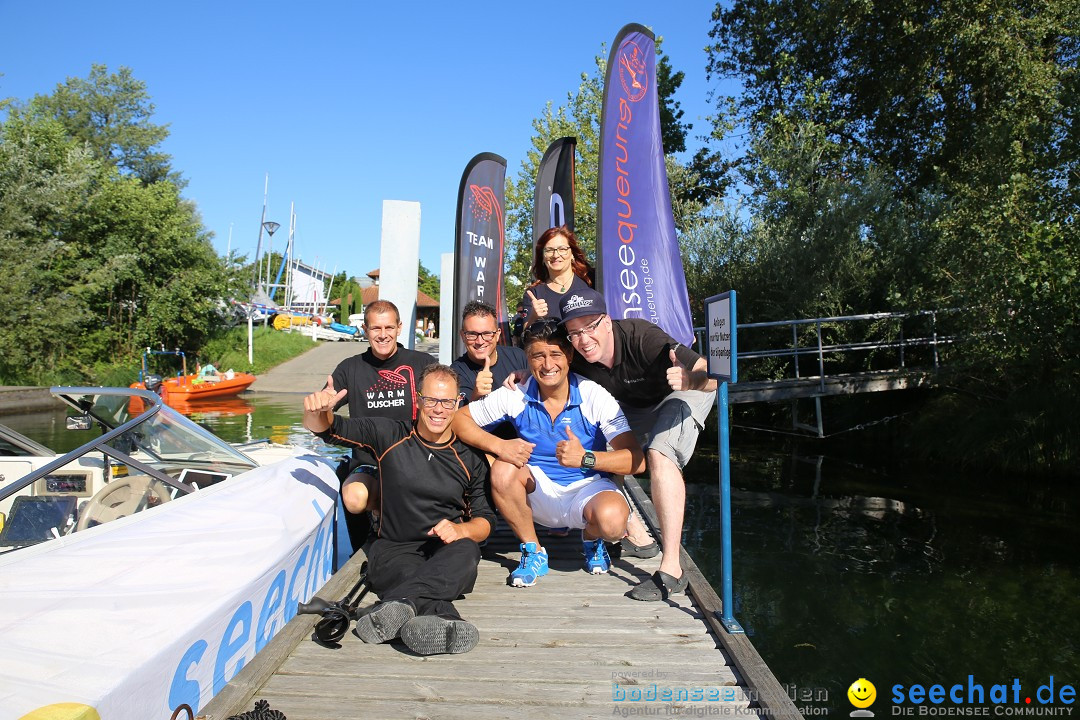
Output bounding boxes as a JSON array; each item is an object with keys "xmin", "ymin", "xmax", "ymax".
[{"xmin": 705, "ymin": 291, "xmax": 737, "ymax": 383}]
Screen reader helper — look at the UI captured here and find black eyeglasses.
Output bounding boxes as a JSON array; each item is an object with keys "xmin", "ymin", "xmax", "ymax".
[
  {"xmin": 463, "ymin": 330, "xmax": 498, "ymax": 341},
  {"xmin": 543, "ymin": 245, "xmax": 571, "ymax": 257},
  {"xmin": 566, "ymin": 315, "xmax": 606, "ymax": 342},
  {"xmin": 416, "ymin": 394, "xmax": 461, "ymax": 410}
]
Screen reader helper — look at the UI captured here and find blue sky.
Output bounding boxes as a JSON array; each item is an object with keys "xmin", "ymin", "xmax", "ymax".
[{"xmin": 1, "ymin": 1, "xmax": 724, "ymax": 279}]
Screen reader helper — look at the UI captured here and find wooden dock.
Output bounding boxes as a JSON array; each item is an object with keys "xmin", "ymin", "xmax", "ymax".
[{"xmin": 201, "ymin": 479, "xmax": 802, "ymax": 720}]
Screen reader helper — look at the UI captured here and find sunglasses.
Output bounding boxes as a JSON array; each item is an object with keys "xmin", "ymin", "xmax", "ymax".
[{"xmin": 523, "ymin": 317, "xmax": 563, "ymax": 341}]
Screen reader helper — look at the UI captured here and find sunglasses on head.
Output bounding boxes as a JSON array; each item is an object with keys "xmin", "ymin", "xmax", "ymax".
[{"xmin": 522, "ymin": 317, "xmax": 565, "ymax": 342}]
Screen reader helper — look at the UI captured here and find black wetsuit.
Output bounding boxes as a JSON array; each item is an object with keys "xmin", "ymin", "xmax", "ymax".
[
  {"xmin": 328, "ymin": 344, "xmax": 435, "ymax": 550},
  {"xmin": 316, "ymin": 416, "xmax": 494, "ymax": 618}
]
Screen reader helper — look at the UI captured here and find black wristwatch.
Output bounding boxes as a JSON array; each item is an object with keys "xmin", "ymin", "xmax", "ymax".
[{"xmin": 580, "ymin": 451, "xmax": 596, "ymax": 471}]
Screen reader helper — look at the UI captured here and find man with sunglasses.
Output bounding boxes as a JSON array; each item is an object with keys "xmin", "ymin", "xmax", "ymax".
[
  {"xmin": 328, "ymin": 300, "xmax": 436, "ymax": 553},
  {"xmin": 303, "ymin": 364, "xmax": 493, "ymax": 655},
  {"xmin": 559, "ymin": 289, "xmax": 716, "ymax": 602},
  {"xmin": 452, "ymin": 318, "xmax": 645, "ymax": 588}
]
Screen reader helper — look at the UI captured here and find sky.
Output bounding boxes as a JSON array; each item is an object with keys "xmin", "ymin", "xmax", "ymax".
[{"xmin": 0, "ymin": 1, "xmax": 724, "ymax": 280}]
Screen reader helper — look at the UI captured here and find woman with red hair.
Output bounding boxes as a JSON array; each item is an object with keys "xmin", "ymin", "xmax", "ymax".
[{"xmin": 523, "ymin": 226, "xmax": 595, "ymax": 323}]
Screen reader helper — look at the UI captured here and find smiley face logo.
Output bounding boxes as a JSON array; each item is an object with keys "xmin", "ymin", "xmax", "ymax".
[{"xmin": 848, "ymin": 678, "xmax": 877, "ymax": 709}]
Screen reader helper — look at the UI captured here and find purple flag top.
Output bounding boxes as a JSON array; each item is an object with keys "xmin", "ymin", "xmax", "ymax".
[
  {"xmin": 453, "ymin": 153, "xmax": 508, "ymax": 357},
  {"xmin": 596, "ymin": 24, "xmax": 693, "ymax": 346}
]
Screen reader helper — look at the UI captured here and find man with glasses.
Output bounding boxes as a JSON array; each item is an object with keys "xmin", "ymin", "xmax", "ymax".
[
  {"xmin": 303, "ymin": 364, "xmax": 493, "ymax": 655},
  {"xmin": 328, "ymin": 300, "xmax": 436, "ymax": 553},
  {"xmin": 451, "ymin": 301, "xmax": 527, "ymax": 404},
  {"xmin": 559, "ymin": 289, "xmax": 716, "ymax": 602},
  {"xmin": 452, "ymin": 318, "xmax": 645, "ymax": 588}
]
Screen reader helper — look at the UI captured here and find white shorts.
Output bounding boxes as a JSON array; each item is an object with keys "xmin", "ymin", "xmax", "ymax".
[{"xmin": 526, "ymin": 465, "xmax": 628, "ymax": 530}]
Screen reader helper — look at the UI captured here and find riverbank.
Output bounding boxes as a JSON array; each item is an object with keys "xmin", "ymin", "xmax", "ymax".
[
  {"xmin": 0, "ymin": 386, "xmax": 55, "ymax": 416},
  {"xmin": 0, "ymin": 338, "xmax": 444, "ymax": 414}
]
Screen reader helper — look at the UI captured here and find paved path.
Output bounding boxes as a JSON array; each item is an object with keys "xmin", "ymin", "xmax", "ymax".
[{"xmin": 249, "ymin": 339, "xmax": 442, "ymax": 394}]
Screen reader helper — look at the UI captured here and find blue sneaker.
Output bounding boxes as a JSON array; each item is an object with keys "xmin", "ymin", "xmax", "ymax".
[
  {"xmin": 510, "ymin": 542, "xmax": 549, "ymax": 587},
  {"xmin": 583, "ymin": 534, "xmax": 611, "ymax": 575}
]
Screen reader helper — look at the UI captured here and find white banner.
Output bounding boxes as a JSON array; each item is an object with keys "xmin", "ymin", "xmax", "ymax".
[
  {"xmin": 0, "ymin": 454, "xmax": 339, "ymax": 720},
  {"xmin": 290, "ymin": 266, "xmax": 326, "ymax": 308}
]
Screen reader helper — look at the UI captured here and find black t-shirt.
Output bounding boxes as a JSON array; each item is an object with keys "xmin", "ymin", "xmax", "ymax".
[
  {"xmin": 330, "ymin": 345, "xmax": 435, "ymax": 420},
  {"xmin": 570, "ymin": 319, "xmax": 703, "ymax": 409},
  {"xmin": 329, "ymin": 345, "xmax": 436, "ymax": 466},
  {"xmin": 317, "ymin": 417, "xmax": 495, "ymax": 543},
  {"xmin": 523, "ymin": 274, "xmax": 593, "ymax": 321},
  {"xmin": 451, "ymin": 345, "xmax": 527, "ymax": 402}
]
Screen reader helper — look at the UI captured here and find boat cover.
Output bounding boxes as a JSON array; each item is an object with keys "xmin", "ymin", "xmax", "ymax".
[{"xmin": 0, "ymin": 454, "xmax": 339, "ymax": 720}]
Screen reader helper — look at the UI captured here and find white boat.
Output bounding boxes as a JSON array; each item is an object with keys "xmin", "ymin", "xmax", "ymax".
[{"xmin": 0, "ymin": 387, "xmax": 339, "ymax": 719}]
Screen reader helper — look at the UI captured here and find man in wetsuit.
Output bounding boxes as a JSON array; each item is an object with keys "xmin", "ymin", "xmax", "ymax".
[
  {"xmin": 328, "ymin": 299, "xmax": 435, "ymax": 551},
  {"xmin": 303, "ymin": 363, "xmax": 493, "ymax": 655}
]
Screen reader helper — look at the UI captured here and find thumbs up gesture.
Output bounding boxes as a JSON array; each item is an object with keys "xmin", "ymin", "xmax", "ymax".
[
  {"xmin": 474, "ymin": 353, "xmax": 494, "ymax": 397},
  {"xmin": 303, "ymin": 375, "xmax": 347, "ymax": 431},
  {"xmin": 666, "ymin": 347, "xmax": 691, "ymax": 392},
  {"xmin": 526, "ymin": 289, "xmax": 548, "ymax": 320},
  {"xmin": 556, "ymin": 425, "xmax": 586, "ymax": 468}
]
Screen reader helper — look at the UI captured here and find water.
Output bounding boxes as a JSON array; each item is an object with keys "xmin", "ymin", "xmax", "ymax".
[{"xmin": 8, "ymin": 395, "xmax": 1079, "ymax": 715}]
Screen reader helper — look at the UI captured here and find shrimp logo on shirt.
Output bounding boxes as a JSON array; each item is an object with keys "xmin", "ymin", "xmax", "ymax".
[{"xmin": 365, "ymin": 365, "xmax": 418, "ymax": 418}]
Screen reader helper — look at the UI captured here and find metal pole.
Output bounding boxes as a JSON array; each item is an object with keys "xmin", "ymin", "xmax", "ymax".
[
  {"xmin": 816, "ymin": 321, "xmax": 825, "ymax": 393},
  {"xmin": 716, "ymin": 381, "xmax": 744, "ymax": 634}
]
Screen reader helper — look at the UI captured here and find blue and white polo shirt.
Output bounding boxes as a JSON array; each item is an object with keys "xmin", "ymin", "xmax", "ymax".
[{"xmin": 467, "ymin": 373, "xmax": 631, "ymax": 486}]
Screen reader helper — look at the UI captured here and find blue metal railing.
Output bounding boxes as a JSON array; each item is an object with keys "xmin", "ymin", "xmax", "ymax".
[{"xmin": 694, "ymin": 309, "xmax": 954, "ymax": 389}]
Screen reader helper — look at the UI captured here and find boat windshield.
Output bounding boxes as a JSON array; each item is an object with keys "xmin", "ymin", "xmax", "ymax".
[
  {"xmin": 0, "ymin": 387, "xmax": 262, "ymax": 549},
  {"xmin": 69, "ymin": 390, "xmax": 257, "ymax": 470}
]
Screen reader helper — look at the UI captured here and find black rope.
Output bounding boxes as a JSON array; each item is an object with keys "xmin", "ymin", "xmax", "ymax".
[{"xmin": 227, "ymin": 699, "xmax": 286, "ymax": 720}]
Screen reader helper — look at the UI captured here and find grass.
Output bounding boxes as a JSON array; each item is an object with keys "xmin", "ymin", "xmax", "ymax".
[
  {"xmin": 200, "ymin": 325, "xmax": 321, "ymax": 375},
  {"xmin": 81, "ymin": 326, "xmax": 322, "ymax": 387}
]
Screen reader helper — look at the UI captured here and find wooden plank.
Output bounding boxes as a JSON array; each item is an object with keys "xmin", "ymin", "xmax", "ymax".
[
  {"xmin": 198, "ymin": 548, "xmax": 368, "ymax": 719},
  {"xmin": 256, "ymin": 673, "xmax": 756, "ymax": 707},
  {"xmin": 241, "ymin": 696, "xmax": 766, "ymax": 720},
  {"xmin": 205, "ymin": 478, "xmax": 796, "ymax": 720},
  {"xmin": 624, "ymin": 477, "xmax": 805, "ymax": 720},
  {"xmin": 286, "ymin": 642, "xmax": 732, "ymax": 670},
  {"xmin": 274, "ymin": 657, "xmax": 738, "ymax": 686}
]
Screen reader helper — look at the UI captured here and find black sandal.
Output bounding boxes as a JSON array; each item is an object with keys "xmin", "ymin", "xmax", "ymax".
[
  {"xmin": 628, "ymin": 570, "xmax": 688, "ymax": 601},
  {"xmin": 620, "ymin": 537, "xmax": 660, "ymax": 558}
]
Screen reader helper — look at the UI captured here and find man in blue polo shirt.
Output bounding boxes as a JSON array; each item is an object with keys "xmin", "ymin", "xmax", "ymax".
[{"xmin": 452, "ymin": 318, "xmax": 645, "ymax": 588}]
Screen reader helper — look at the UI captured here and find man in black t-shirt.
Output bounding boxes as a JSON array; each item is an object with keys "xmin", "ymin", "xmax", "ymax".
[
  {"xmin": 328, "ymin": 300, "xmax": 435, "ymax": 551},
  {"xmin": 451, "ymin": 301, "xmax": 526, "ymax": 443},
  {"xmin": 304, "ymin": 364, "xmax": 493, "ymax": 655},
  {"xmin": 559, "ymin": 290, "xmax": 716, "ymax": 603}
]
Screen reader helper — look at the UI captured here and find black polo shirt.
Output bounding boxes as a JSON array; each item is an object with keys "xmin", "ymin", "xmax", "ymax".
[{"xmin": 570, "ymin": 319, "xmax": 703, "ymax": 409}]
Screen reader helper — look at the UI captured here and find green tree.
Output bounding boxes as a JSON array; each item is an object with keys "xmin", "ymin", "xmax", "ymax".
[
  {"xmin": 0, "ymin": 69, "xmax": 241, "ymax": 384},
  {"xmin": 18, "ymin": 64, "xmax": 177, "ymax": 185},
  {"xmin": 0, "ymin": 116, "xmax": 99, "ymax": 382},
  {"xmin": 502, "ymin": 44, "xmax": 697, "ymax": 311},
  {"xmin": 706, "ymin": 0, "xmax": 1080, "ymax": 471}
]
